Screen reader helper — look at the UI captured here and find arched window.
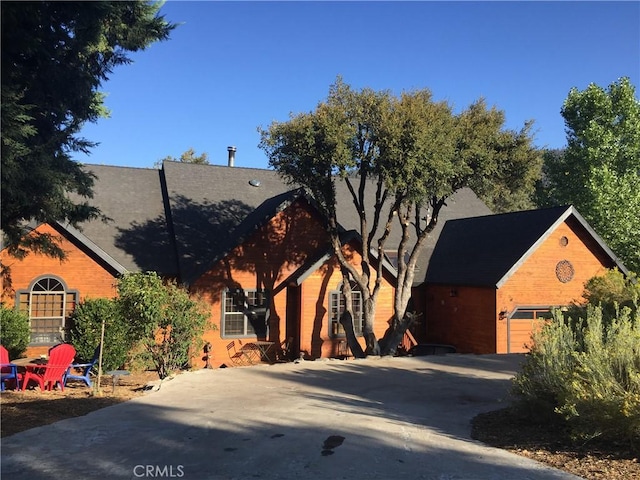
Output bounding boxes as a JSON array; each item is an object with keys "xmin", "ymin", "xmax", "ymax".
[
  {"xmin": 16, "ymin": 276, "xmax": 78, "ymax": 345},
  {"xmin": 328, "ymin": 282, "xmax": 363, "ymax": 338}
]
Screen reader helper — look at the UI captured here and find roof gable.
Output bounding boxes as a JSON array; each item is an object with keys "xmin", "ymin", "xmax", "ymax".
[
  {"xmin": 278, "ymin": 229, "xmax": 398, "ymax": 294},
  {"xmin": 182, "ymin": 189, "xmax": 309, "ymax": 285},
  {"xmin": 426, "ymin": 205, "xmax": 628, "ymax": 288}
]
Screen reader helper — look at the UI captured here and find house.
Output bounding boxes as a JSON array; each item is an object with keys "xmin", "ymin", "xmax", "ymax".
[
  {"xmin": 2, "ymin": 157, "xmax": 625, "ymax": 363},
  {"xmin": 424, "ymin": 206, "xmax": 628, "ymax": 354},
  {"xmin": 0, "ymin": 158, "xmax": 489, "ymax": 365}
]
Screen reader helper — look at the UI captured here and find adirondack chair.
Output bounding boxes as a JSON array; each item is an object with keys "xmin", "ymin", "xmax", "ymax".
[
  {"xmin": 0, "ymin": 345, "xmax": 21, "ymax": 391},
  {"xmin": 64, "ymin": 345, "xmax": 101, "ymax": 388},
  {"xmin": 22, "ymin": 343, "xmax": 76, "ymax": 391}
]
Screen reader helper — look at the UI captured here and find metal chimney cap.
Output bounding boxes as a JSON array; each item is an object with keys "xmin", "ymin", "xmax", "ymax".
[{"xmin": 227, "ymin": 146, "xmax": 237, "ymax": 152}]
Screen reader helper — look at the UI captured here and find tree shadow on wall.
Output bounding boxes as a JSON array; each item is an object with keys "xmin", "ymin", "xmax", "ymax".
[
  {"xmin": 189, "ymin": 196, "xmax": 329, "ymax": 343},
  {"xmin": 114, "ymin": 195, "xmax": 256, "ymax": 278},
  {"xmin": 115, "ymin": 194, "xmax": 330, "ymax": 344}
]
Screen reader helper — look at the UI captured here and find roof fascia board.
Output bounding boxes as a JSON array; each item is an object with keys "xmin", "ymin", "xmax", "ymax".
[
  {"xmin": 292, "ymin": 251, "xmax": 332, "ymax": 287},
  {"xmin": 287, "ymin": 230, "xmax": 399, "ymax": 289},
  {"xmin": 567, "ymin": 206, "xmax": 629, "ymax": 275},
  {"xmin": 183, "ymin": 189, "xmax": 305, "ymax": 287},
  {"xmin": 495, "ymin": 208, "xmax": 571, "ymax": 288},
  {"xmin": 55, "ymin": 221, "xmax": 128, "ymax": 275},
  {"xmin": 496, "ymin": 206, "xmax": 628, "ymax": 288}
]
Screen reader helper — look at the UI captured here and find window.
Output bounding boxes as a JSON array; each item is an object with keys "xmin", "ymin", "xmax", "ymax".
[
  {"xmin": 222, "ymin": 288, "xmax": 269, "ymax": 337},
  {"xmin": 509, "ymin": 307, "xmax": 554, "ymax": 320},
  {"xmin": 329, "ymin": 284, "xmax": 363, "ymax": 337},
  {"xmin": 17, "ymin": 276, "xmax": 77, "ymax": 345}
]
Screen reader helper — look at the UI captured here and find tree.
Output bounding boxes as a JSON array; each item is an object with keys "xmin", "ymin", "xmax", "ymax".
[
  {"xmin": 116, "ymin": 272, "xmax": 211, "ymax": 379},
  {"xmin": 1, "ymin": 1, "xmax": 175, "ymax": 260},
  {"xmin": 68, "ymin": 298, "xmax": 134, "ymax": 372},
  {"xmin": 259, "ymin": 78, "xmax": 542, "ymax": 356},
  {"xmin": 156, "ymin": 148, "xmax": 210, "ymax": 167},
  {"xmin": 537, "ymin": 78, "xmax": 640, "ymax": 272},
  {"xmin": 0, "ymin": 304, "xmax": 30, "ymax": 359}
]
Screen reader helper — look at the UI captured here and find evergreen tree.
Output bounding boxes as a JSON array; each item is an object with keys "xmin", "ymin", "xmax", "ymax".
[{"xmin": 1, "ymin": 1, "xmax": 175, "ymax": 259}]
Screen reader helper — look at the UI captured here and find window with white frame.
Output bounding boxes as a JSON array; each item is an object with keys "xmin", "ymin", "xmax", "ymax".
[
  {"xmin": 16, "ymin": 276, "xmax": 78, "ymax": 345},
  {"xmin": 329, "ymin": 284, "xmax": 363, "ymax": 337},
  {"xmin": 222, "ymin": 288, "xmax": 269, "ymax": 337}
]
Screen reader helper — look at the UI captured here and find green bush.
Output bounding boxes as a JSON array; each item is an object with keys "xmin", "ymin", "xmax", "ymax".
[
  {"xmin": 68, "ymin": 298, "xmax": 133, "ymax": 372},
  {"xmin": 116, "ymin": 272, "xmax": 212, "ymax": 379},
  {"xmin": 0, "ymin": 304, "xmax": 30, "ymax": 359},
  {"xmin": 512, "ymin": 310, "xmax": 577, "ymax": 413},
  {"xmin": 513, "ymin": 304, "xmax": 640, "ymax": 444},
  {"xmin": 566, "ymin": 268, "xmax": 639, "ymax": 326}
]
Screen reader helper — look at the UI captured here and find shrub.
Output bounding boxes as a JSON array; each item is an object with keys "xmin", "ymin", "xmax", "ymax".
[
  {"xmin": 513, "ymin": 304, "xmax": 640, "ymax": 444},
  {"xmin": 0, "ymin": 304, "xmax": 30, "ymax": 359},
  {"xmin": 512, "ymin": 310, "xmax": 577, "ymax": 413},
  {"xmin": 566, "ymin": 268, "xmax": 639, "ymax": 326},
  {"xmin": 558, "ymin": 306, "xmax": 640, "ymax": 442},
  {"xmin": 116, "ymin": 272, "xmax": 212, "ymax": 379},
  {"xmin": 68, "ymin": 298, "xmax": 133, "ymax": 372}
]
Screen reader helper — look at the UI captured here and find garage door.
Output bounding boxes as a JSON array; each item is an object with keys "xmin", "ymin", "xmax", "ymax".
[{"xmin": 507, "ymin": 307, "xmax": 551, "ymax": 353}]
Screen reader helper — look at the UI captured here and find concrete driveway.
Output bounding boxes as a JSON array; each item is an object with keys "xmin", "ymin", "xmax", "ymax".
[{"xmin": 1, "ymin": 354, "xmax": 582, "ymax": 480}]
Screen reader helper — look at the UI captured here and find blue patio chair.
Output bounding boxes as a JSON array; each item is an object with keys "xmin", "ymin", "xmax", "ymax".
[
  {"xmin": 64, "ymin": 345, "xmax": 101, "ymax": 388},
  {"xmin": 1, "ymin": 345, "xmax": 21, "ymax": 391}
]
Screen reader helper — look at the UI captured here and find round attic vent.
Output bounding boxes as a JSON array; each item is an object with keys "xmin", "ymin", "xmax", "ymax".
[{"xmin": 249, "ymin": 179, "xmax": 261, "ymax": 187}]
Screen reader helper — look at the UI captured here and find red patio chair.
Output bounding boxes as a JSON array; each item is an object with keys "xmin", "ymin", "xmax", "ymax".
[
  {"xmin": 1, "ymin": 345, "xmax": 21, "ymax": 391},
  {"xmin": 22, "ymin": 343, "xmax": 76, "ymax": 391}
]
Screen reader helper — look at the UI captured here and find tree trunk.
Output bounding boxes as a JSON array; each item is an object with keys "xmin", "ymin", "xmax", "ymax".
[
  {"xmin": 363, "ymin": 299, "xmax": 380, "ymax": 355},
  {"xmin": 339, "ymin": 310, "xmax": 365, "ymax": 358},
  {"xmin": 340, "ymin": 275, "xmax": 366, "ymax": 358},
  {"xmin": 378, "ymin": 312, "xmax": 418, "ymax": 356}
]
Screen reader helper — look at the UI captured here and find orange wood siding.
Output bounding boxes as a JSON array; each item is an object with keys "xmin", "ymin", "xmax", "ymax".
[
  {"xmin": 496, "ymin": 220, "xmax": 614, "ymax": 353},
  {"xmin": 1, "ymin": 224, "xmax": 118, "ymax": 302},
  {"xmin": 425, "ymin": 219, "xmax": 618, "ymax": 355},
  {"xmin": 497, "ymin": 219, "xmax": 613, "ymax": 353},
  {"xmin": 426, "ymin": 285, "xmax": 496, "ymax": 353},
  {"xmin": 1, "ymin": 224, "xmax": 118, "ymax": 357},
  {"xmin": 190, "ymin": 199, "xmax": 331, "ymax": 367},
  {"xmin": 507, "ymin": 319, "xmax": 545, "ymax": 353},
  {"xmin": 297, "ymin": 246, "xmax": 395, "ymax": 359}
]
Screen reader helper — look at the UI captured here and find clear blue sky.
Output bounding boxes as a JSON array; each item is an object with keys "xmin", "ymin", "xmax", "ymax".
[{"xmin": 73, "ymin": 1, "xmax": 640, "ymax": 170}]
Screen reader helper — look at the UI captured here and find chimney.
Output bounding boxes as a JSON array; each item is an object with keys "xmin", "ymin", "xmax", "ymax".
[{"xmin": 227, "ymin": 146, "xmax": 236, "ymax": 167}]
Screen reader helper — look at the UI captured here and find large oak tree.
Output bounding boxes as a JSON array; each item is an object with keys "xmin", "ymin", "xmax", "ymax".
[
  {"xmin": 1, "ymin": 1, "xmax": 175, "ymax": 259},
  {"xmin": 260, "ymin": 78, "xmax": 542, "ymax": 356}
]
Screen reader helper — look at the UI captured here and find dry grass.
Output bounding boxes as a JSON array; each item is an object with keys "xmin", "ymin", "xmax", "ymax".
[{"xmin": 1, "ymin": 370, "xmax": 159, "ymax": 438}]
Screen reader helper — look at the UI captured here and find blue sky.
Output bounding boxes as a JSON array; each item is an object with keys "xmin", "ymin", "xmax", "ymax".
[{"xmin": 73, "ymin": 1, "xmax": 640, "ymax": 170}]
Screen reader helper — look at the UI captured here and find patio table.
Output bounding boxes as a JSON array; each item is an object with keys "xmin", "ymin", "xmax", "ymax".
[{"xmin": 241, "ymin": 341, "xmax": 275, "ymax": 364}]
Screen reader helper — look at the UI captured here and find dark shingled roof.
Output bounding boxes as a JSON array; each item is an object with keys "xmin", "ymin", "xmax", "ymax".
[
  {"xmin": 161, "ymin": 161, "xmax": 295, "ymax": 283},
  {"xmin": 426, "ymin": 205, "xmax": 628, "ymax": 288},
  {"xmin": 77, "ymin": 164, "xmax": 178, "ymax": 276},
  {"xmin": 67, "ymin": 160, "xmax": 490, "ymax": 285}
]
